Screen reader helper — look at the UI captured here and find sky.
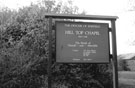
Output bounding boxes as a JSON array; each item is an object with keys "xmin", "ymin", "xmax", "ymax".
[{"xmin": 0, "ymin": 0, "xmax": 135, "ymax": 55}]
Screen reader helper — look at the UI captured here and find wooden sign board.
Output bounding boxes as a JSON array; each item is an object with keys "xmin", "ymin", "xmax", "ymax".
[{"xmin": 56, "ymin": 21, "xmax": 110, "ymax": 63}]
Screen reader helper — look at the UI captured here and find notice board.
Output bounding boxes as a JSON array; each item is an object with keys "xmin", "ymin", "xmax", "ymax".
[{"xmin": 56, "ymin": 21, "xmax": 110, "ymax": 63}]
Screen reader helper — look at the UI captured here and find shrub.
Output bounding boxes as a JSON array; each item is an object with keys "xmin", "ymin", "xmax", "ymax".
[{"xmin": 0, "ymin": 0, "xmax": 113, "ymax": 88}]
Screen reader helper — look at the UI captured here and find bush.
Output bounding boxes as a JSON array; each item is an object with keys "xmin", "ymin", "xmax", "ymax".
[
  {"xmin": 0, "ymin": 0, "xmax": 113, "ymax": 88},
  {"xmin": 127, "ymin": 60, "xmax": 135, "ymax": 71},
  {"xmin": 118, "ymin": 58, "xmax": 130, "ymax": 71}
]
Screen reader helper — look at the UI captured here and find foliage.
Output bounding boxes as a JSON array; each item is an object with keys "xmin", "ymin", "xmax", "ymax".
[
  {"xmin": 127, "ymin": 60, "xmax": 135, "ymax": 71},
  {"xmin": 118, "ymin": 58, "xmax": 130, "ymax": 71},
  {"xmin": 0, "ymin": 7, "xmax": 16, "ymax": 25},
  {"xmin": 0, "ymin": 0, "xmax": 112, "ymax": 88},
  {"xmin": 52, "ymin": 64, "xmax": 112, "ymax": 88},
  {"xmin": 128, "ymin": 0, "xmax": 135, "ymax": 11},
  {"xmin": 118, "ymin": 56, "xmax": 135, "ymax": 71},
  {"xmin": 0, "ymin": 7, "xmax": 48, "ymax": 88}
]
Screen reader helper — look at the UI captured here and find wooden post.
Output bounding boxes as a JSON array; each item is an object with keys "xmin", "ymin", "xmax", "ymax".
[
  {"xmin": 48, "ymin": 17, "xmax": 52, "ymax": 88},
  {"xmin": 111, "ymin": 20, "xmax": 118, "ymax": 88}
]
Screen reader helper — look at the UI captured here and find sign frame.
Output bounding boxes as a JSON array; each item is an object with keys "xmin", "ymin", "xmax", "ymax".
[{"xmin": 55, "ymin": 21, "xmax": 111, "ymax": 63}]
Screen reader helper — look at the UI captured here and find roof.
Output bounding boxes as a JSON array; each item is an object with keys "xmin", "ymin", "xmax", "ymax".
[{"xmin": 45, "ymin": 13, "xmax": 118, "ymax": 20}]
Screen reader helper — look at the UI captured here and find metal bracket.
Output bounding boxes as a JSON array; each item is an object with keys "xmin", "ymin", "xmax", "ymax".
[
  {"xmin": 110, "ymin": 54, "xmax": 113, "ymax": 59},
  {"xmin": 109, "ymin": 28, "xmax": 112, "ymax": 32}
]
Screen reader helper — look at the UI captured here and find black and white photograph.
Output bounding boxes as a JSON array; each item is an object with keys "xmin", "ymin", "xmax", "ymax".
[{"xmin": 0, "ymin": 0, "xmax": 135, "ymax": 88}]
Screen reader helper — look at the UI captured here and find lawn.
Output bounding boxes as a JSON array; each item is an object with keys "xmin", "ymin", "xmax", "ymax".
[{"xmin": 118, "ymin": 71, "xmax": 135, "ymax": 88}]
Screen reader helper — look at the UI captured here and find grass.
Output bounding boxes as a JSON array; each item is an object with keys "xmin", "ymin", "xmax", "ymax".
[
  {"xmin": 118, "ymin": 71, "xmax": 135, "ymax": 88},
  {"xmin": 119, "ymin": 84, "xmax": 135, "ymax": 88}
]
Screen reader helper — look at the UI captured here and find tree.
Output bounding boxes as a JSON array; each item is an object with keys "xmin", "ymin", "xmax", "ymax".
[
  {"xmin": 38, "ymin": 0, "xmax": 79, "ymax": 14},
  {"xmin": 0, "ymin": 1, "xmax": 81, "ymax": 88},
  {"xmin": 0, "ymin": 0, "xmax": 112, "ymax": 88},
  {"xmin": 128, "ymin": 0, "xmax": 135, "ymax": 11},
  {"xmin": 0, "ymin": 7, "xmax": 16, "ymax": 25}
]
